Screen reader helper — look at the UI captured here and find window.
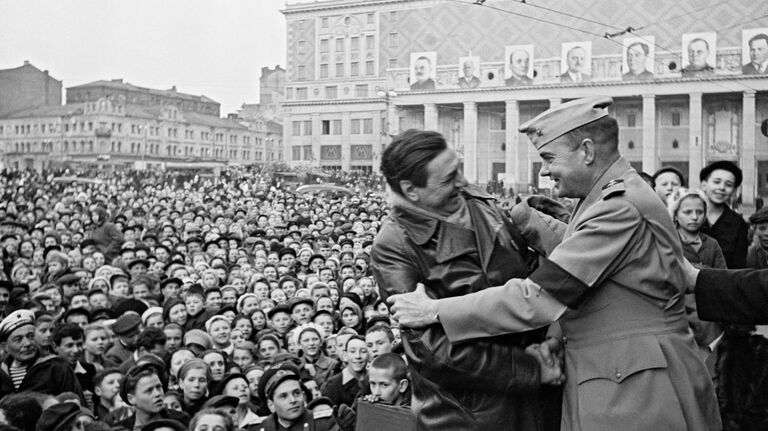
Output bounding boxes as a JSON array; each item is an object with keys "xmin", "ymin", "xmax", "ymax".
[
  {"xmin": 320, "ymin": 63, "xmax": 329, "ymax": 79},
  {"xmin": 390, "ymin": 11, "xmax": 398, "ymax": 21},
  {"xmin": 489, "ymin": 114, "xmax": 506, "ymax": 130},
  {"xmin": 296, "ymin": 87, "xmax": 308, "ymax": 100},
  {"xmin": 671, "ymin": 111, "xmax": 681, "ymax": 126},
  {"xmin": 332, "ymin": 119, "xmax": 342, "ymax": 135},
  {"xmin": 363, "ymin": 119, "xmax": 373, "ymax": 134},
  {"xmin": 321, "ymin": 17, "xmax": 329, "ymax": 28},
  {"xmin": 388, "ymin": 58, "xmax": 398, "ymax": 69},
  {"xmin": 350, "ymin": 62, "xmax": 359, "ymax": 76},
  {"xmin": 366, "ymin": 35, "xmax": 375, "ymax": 50},
  {"xmin": 351, "ymin": 37, "xmax": 359, "ymax": 51},
  {"xmin": 322, "ymin": 120, "xmax": 331, "ymax": 135},
  {"xmin": 297, "ymin": 65, "xmax": 306, "ymax": 80},
  {"xmin": 627, "ymin": 113, "xmax": 636, "ymax": 128},
  {"xmin": 388, "ymin": 33, "xmax": 398, "ymax": 48},
  {"xmin": 297, "ymin": 40, "xmax": 306, "ymax": 54},
  {"xmin": 326, "ymin": 86, "xmax": 338, "ymax": 99},
  {"xmin": 336, "ymin": 63, "xmax": 344, "ymax": 78},
  {"xmin": 366, "ymin": 60, "xmax": 375, "ymax": 75},
  {"xmin": 335, "ymin": 38, "xmax": 344, "ymax": 52},
  {"xmin": 320, "ymin": 39, "xmax": 329, "ymax": 54},
  {"xmin": 351, "ymin": 119, "xmax": 361, "ymax": 134},
  {"xmin": 285, "ymin": 87, "xmax": 294, "ymax": 100},
  {"xmin": 303, "ymin": 120, "xmax": 312, "ymax": 135},
  {"xmin": 367, "ymin": 13, "xmax": 374, "ymax": 24},
  {"xmin": 355, "ymin": 84, "xmax": 368, "ymax": 98},
  {"xmin": 292, "ymin": 146, "xmax": 301, "ymax": 160}
]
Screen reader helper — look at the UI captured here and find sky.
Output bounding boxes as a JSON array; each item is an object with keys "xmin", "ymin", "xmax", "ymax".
[{"xmin": 0, "ymin": 0, "xmax": 287, "ymax": 115}]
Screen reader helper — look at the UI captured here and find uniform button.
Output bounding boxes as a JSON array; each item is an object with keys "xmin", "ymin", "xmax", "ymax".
[{"xmin": 615, "ymin": 372, "xmax": 622, "ymax": 380}]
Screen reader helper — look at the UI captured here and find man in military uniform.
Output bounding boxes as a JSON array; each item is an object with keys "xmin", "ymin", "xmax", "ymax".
[
  {"xmin": 105, "ymin": 312, "xmax": 141, "ymax": 365},
  {"xmin": 389, "ymin": 97, "xmax": 721, "ymax": 430},
  {"xmin": 253, "ymin": 367, "xmax": 339, "ymax": 431}
]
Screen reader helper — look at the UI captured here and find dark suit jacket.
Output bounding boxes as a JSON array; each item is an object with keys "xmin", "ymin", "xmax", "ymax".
[
  {"xmin": 560, "ymin": 72, "xmax": 591, "ymax": 82},
  {"xmin": 743, "ymin": 62, "xmax": 767, "ymax": 75},
  {"xmin": 505, "ymin": 75, "xmax": 533, "ymax": 86},
  {"xmin": 623, "ymin": 70, "xmax": 654, "ymax": 81},
  {"xmin": 697, "ymin": 268, "xmax": 768, "ymax": 324},
  {"xmin": 458, "ymin": 76, "xmax": 481, "ymax": 88},
  {"xmin": 410, "ymin": 79, "xmax": 435, "ymax": 90}
]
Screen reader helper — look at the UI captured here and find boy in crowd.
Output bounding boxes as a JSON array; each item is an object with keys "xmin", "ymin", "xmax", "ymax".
[
  {"xmin": 364, "ymin": 325, "xmax": 394, "ymax": 361},
  {"xmin": 93, "ymin": 368, "xmax": 125, "ymax": 420},
  {"xmin": 366, "ymin": 353, "xmax": 410, "ymax": 406},
  {"xmin": 53, "ymin": 323, "xmax": 97, "ymax": 396}
]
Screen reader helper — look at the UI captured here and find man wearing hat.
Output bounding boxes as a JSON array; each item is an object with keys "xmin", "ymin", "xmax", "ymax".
[
  {"xmin": 36, "ymin": 401, "xmax": 94, "ymax": 431},
  {"xmin": 257, "ymin": 367, "xmax": 339, "ymax": 431},
  {"xmin": 389, "ymin": 97, "xmax": 721, "ymax": 430},
  {"xmin": 288, "ymin": 297, "xmax": 314, "ymax": 325},
  {"xmin": 0, "ymin": 310, "xmax": 84, "ymax": 399},
  {"xmin": 747, "ymin": 207, "xmax": 768, "ymax": 269},
  {"xmin": 371, "ymin": 129, "xmax": 560, "ymax": 430},
  {"xmin": 699, "ymin": 160, "xmax": 749, "ymax": 269},
  {"xmin": 105, "ymin": 312, "xmax": 142, "ymax": 365}
]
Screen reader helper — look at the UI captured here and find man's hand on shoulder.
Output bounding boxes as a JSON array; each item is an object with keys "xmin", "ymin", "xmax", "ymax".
[{"xmin": 388, "ymin": 283, "xmax": 439, "ymax": 328}]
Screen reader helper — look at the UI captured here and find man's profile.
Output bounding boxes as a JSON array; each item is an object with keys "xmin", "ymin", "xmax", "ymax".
[
  {"xmin": 457, "ymin": 58, "xmax": 481, "ymax": 89},
  {"xmin": 410, "ymin": 55, "xmax": 435, "ymax": 90},
  {"xmin": 506, "ymin": 48, "xmax": 533, "ymax": 86},
  {"xmin": 560, "ymin": 45, "xmax": 591, "ymax": 82},
  {"xmin": 743, "ymin": 33, "xmax": 768, "ymax": 74},
  {"xmin": 682, "ymin": 36, "xmax": 715, "ymax": 76},
  {"xmin": 623, "ymin": 41, "xmax": 654, "ymax": 81}
]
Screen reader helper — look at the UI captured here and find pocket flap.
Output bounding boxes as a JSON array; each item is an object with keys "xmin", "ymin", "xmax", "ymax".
[{"xmin": 575, "ymin": 335, "xmax": 668, "ymax": 384}]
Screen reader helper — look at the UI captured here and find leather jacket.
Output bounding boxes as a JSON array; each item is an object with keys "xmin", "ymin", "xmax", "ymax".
[{"xmin": 372, "ymin": 187, "xmax": 558, "ymax": 431}]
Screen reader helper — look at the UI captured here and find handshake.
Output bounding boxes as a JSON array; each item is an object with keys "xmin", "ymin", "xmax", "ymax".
[{"xmin": 525, "ymin": 337, "xmax": 566, "ymax": 385}]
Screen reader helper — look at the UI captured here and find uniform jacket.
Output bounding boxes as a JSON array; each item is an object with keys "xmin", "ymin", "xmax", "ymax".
[
  {"xmin": 702, "ymin": 205, "xmax": 749, "ymax": 268},
  {"xmin": 0, "ymin": 352, "xmax": 84, "ymax": 400},
  {"xmin": 104, "ymin": 340, "xmax": 133, "ymax": 365},
  {"xmin": 371, "ymin": 186, "xmax": 556, "ymax": 431},
  {"xmin": 506, "ymin": 75, "xmax": 533, "ymax": 86},
  {"xmin": 438, "ymin": 158, "xmax": 721, "ymax": 431},
  {"xmin": 252, "ymin": 409, "xmax": 339, "ymax": 431},
  {"xmin": 623, "ymin": 70, "xmax": 654, "ymax": 80}
]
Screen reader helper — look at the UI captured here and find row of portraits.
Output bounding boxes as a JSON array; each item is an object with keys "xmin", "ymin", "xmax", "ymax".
[{"xmin": 408, "ymin": 28, "xmax": 768, "ymax": 90}]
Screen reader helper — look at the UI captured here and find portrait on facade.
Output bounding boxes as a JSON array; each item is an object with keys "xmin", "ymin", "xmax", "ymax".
[
  {"xmin": 457, "ymin": 56, "xmax": 481, "ymax": 89},
  {"xmin": 504, "ymin": 45, "xmax": 534, "ymax": 87},
  {"xmin": 560, "ymin": 41, "xmax": 592, "ymax": 83},
  {"xmin": 742, "ymin": 28, "xmax": 768, "ymax": 75},
  {"xmin": 410, "ymin": 51, "xmax": 437, "ymax": 90},
  {"xmin": 622, "ymin": 36, "xmax": 655, "ymax": 81},
  {"xmin": 681, "ymin": 32, "xmax": 716, "ymax": 76}
]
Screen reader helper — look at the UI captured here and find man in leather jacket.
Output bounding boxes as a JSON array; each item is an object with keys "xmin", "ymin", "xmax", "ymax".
[{"xmin": 371, "ymin": 129, "xmax": 563, "ymax": 431}]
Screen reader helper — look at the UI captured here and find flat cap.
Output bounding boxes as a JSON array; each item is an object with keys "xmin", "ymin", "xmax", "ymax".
[
  {"xmin": 750, "ymin": 207, "xmax": 768, "ymax": 224},
  {"xmin": 184, "ymin": 329, "xmax": 213, "ymax": 350},
  {"xmin": 699, "ymin": 160, "xmax": 743, "ymax": 188},
  {"xmin": 111, "ymin": 311, "xmax": 141, "ymax": 335},
  {"xmin": 519, "ymin": 96, "xmax": 613, "ymax": 149},
  {"xmin": 264, "ymin": 368, "xmax": 301, "ymax": 400}
]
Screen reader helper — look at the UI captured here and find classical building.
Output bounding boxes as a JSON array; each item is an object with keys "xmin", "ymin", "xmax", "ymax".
[
  {"xmin": 0, "ymin": 61, "xmax": 62, "ymax": 118},
  {"xmin": 235, "ymin": 65, "xmax": 287, "ymax": 164},
  {"xmin": 281, "ymin": 0, "xmax": 768, "ymax": 207}
]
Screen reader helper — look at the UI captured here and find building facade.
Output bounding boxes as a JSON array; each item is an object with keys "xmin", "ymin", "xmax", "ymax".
[
  {"xmin": 281, "ymin": 0, "xmax": 768, "ymax": 206},
  {"xmin": 0, "ymin": 61, "xmax": 62, "ymax": 118},
  {"xmin": 0, "ymin": 95, "xmax": 268, "ymax": 172}
]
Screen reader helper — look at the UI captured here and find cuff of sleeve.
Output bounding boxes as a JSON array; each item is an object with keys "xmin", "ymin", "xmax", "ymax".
[{"xmin": 530, "ymin": 258, "xmax": 590, "ymax": 308}]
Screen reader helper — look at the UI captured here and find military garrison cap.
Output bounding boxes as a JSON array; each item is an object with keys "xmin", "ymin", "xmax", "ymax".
[{"xmin": 519, "ymin": 96, "xmax": 613, "ymax": 149}]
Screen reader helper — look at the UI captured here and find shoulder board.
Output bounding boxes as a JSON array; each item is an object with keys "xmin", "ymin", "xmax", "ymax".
[
  {"xmin": 601, "ymin": 179, "xmax": 626, "ymax": 200},
  {"xmin": 314, "ymin": 409, "xmax": 334, "ymax": 419}
]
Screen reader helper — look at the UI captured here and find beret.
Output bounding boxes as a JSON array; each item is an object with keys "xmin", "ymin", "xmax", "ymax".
[
  {"xmin": 111, "ymin": 311, "xmax": 142, "ymax": 336},
  {"xmin": 0, "ymin": 309, "xmax": 35, "ymax": 342},
  {"xmin": 184, "ymin": 329, "xmax": 213, "ymax": 350},
  {"xmin": 699, "ymin": 160, "xmax": 743, "ymax": 188},
  {"xmin": 267, "ymin": 303, "xmax": 291, "ymax": 320},
  {"xmin": 56, "ymin": 273, "xmax": 81, "ymax": 286},
  {"xmin": 519, "ymin": 96, "xmax": 613, "ymax": 149}
]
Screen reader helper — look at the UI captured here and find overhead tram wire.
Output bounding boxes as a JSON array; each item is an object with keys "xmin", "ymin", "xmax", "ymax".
[
  {"xmin": 447, "ymin": 0, "xmax": 763, "ymax": 93},
  {"xmin": 632, "ymin": 1, "xmax": 740, "ymax": 32}
]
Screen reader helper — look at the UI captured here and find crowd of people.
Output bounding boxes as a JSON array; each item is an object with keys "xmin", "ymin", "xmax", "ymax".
[
  {"xmin": 0, "ymin": 166, "xmax": 406, "ymax": 431},
  {"xmin": 0, "ymin": 121, "xmax": 767, "ymax": 431}
]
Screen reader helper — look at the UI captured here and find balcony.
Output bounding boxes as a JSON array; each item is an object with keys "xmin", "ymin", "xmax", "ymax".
[{"xmin": 95, "ymin": 128, "xmax": 112, "ymax": 138}]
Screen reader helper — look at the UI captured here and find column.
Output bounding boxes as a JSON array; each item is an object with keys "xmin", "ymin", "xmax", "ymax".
[
  {"xmin": 424, "ymin": 103, "xmax": 438, "ymax": 131},
  {"xmin": 642, "ymin": 94, "xmax": 657, "ymax": 174},
  {"xmin": 282, "ymin": 120, "xmax": 292, "ymax": 165},
  {"xmin": 741, "ymin": 91, "xmax": 757, "ymax": 207},
  {"xmin": 311, "ymin": 113, "xmax": 321, "ymax": 168},
  {"xmin": 341, "ymin": 111, "xmax": 351, "ymax": 171},
  {"xmin": 463, "ymin": 102, "xmax": 478, "ymax": 184},
  {"xmin": 688, "ymin": 93, "xmax": 703, "ymax": 186},
  {"xmin": 388, "ymin": 102, "xmax": 399, "ymax": 135},
  {"xmin": 505, "ymin": 100, "xmax": 520, "ymax": 192}
]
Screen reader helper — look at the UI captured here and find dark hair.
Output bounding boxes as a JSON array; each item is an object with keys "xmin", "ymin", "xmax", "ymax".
[
  {"xmin": 370, "ymin": 352, "xmax": 408, "ymax": 381},
  {"xmin": 93, "ymin": 368, "xmax": 123, "ymax": 388},
  {"xmin": 380, "ymin": 129, "xmax": 448, "ymax": 195},
  {"xmin": 344, "ymin": 334, "xmax": 366, "ymax": 351},
  {"xmin": 749, "ymin": 33, "xmax": 768, "ymax": 48},
  {"xmin": 627, "ymin": 41, "xmax": 649, "ymax": 56},
  {"xmin": 688, "ymin": 37, "xmax": 709, "ymax": 51},
  {"xmin": 0, "ymin": 393, "xmax": 43, "ymax": 431},
  {"xmin": 52, "ymin": 323, "xmax": 84, "ymax": 347},
  {"xmin": 120, "ymin": 364, "xmax": 161, "ymax": 403},
  {"xmin": 136, "ymin": 327, "xmax": 166, "ymax": 351},
  {"xmin": 365, "ymin": 324, "xmax": 394, "ymax": 342},
  {"xmin": 563, "ymin": 115, "xmax": 619, "ymax": 151}
]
